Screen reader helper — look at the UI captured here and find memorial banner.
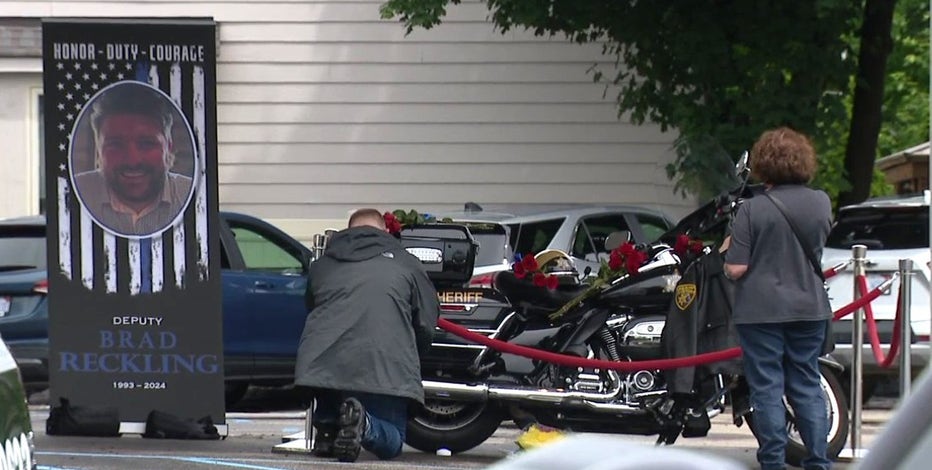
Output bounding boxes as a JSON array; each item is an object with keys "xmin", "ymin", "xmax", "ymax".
[{"xmin": 42, "ymin": 18, "xmax": 223, "ymax": 427}]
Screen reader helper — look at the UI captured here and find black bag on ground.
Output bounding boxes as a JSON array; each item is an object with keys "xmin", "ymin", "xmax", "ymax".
[
  {"xmin": 142, "ymin": 410, "xmax": 221, "ymax": 440},
  {"xmin": 46, "ymin": 397, "xmax": 121, "ymax": 437}
]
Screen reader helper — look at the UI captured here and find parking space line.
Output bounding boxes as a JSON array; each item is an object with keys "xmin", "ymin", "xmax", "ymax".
[
  {"xmin": 38, "ymin": 452, "xmax": 487, "ymax": 470},
  {"xmin": 177, "ymin": 457, "xmax": 291, "ymax": 469},
  {"xmin": 37, "ymin": 452, "xmax": 290, "ymax": 470}
]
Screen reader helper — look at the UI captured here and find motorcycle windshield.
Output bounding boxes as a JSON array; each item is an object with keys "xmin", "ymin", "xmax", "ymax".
[{"xmin": 658, "ymin": 184, "xmax": 765, "ymax": 244}]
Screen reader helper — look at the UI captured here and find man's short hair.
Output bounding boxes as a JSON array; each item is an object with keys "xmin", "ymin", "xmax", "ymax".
[
  {"xmin": 348, "ymin": 208, "xmax": 386, "ymax": 229},
  {"xmin": 90, "ymin": 82, "xmax": 174, "ymax": 155}
]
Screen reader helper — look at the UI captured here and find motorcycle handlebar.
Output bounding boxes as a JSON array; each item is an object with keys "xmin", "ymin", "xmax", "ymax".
[
  {"xmin": 715, "ymin": 182, "xmax": 761, "ymax": 211},
  {"xmin": 658, "ymin": 183, "xmax": 763, "ymax": 243}
]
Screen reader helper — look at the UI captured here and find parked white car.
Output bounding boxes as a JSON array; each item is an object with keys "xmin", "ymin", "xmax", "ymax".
[
  {"xmin": 439, "ymin": 203, "xmax": 676, "ymax": 287},
  {"xmin": 0, "ymin": 334, "xmax": 37, "ymax": 469},
  {"xmin": 821, "ymin": 193, "xmax": 930, "ymax": 394}
]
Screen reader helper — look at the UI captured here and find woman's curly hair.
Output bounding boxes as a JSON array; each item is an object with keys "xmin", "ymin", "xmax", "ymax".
[{"xmin": 750, "ymin": 127, "xmax": 817, "ymax": 185}]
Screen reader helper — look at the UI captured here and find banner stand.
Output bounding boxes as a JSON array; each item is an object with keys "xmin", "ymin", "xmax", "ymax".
[
  {"xmin": 42, "ymin": 18, "xmax": 225, "ymax": 434},
  {"xmin": 272, "ymin": 400, "xmax": 315, "ymax": 455}
]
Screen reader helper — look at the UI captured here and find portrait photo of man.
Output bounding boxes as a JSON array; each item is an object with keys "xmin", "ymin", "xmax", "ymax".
[{"xmin": 71, "ymin": 81, "xmax": 197, "ymax": 238}]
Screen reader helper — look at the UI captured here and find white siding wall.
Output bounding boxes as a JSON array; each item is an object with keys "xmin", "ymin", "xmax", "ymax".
[
  {"xmin": 0, "ymin": 0, "xmax": 696, "ymax": 242},
  {"xmin": 0, "ymin": 72, "xmax": 42, "ymax": 216}
]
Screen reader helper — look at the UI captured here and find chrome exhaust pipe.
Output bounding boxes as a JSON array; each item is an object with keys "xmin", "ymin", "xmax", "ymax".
[
  {"xmin": 422, "ymin": 373, "xmax": 644, "ymax": 414},
  {"xmin": 422, "ymin": 380, "xmax": 490, "ymax": 402},
  {"xmin": 422, "ymin": 377, "xmax": 623, "ymax": 405},
  {"xmin": 488, "ymin": 385, "xmax": 623, "ymax": 405}
]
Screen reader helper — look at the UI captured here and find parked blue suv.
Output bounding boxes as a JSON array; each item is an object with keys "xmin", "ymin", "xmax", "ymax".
[{"xmin": 0, "ymin": 212, "xmax": 312, "ymax": 407}]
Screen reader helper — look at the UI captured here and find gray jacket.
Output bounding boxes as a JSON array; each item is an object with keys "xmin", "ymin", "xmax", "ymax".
[{"xmin": 293, "ymin": 226, "xmax": 439, "ymax": 403}]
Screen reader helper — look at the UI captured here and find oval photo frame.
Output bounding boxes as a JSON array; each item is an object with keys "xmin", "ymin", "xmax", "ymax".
[{"xmin": 69, "ymin": 81, "xmax": 198, "ymax": 239}]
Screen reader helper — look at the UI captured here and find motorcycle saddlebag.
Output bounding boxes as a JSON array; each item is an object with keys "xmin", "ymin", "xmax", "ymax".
[
  {"xmin": 423, "ymin": 287, "xmax": 512, "ymax": 370},
  {"xmin": 400, "ymin": 224, "xmax": 478, "ymax": 288}
]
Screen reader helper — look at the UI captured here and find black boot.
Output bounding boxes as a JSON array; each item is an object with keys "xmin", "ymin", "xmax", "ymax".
[
  {"xmin": 311, "ymin": 424, "xmax": 337, "ymax": 457},
  {"xmin": 333, "ymin": 398, "xmax": 368, "ymax": 463}
]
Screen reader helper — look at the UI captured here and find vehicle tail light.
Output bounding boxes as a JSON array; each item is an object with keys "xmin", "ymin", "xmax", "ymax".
[
  {"xmin": 440, "ymin": 304, "xmax": 468, "ymax": 312},
  {"xmin": 468, "ymin": 273, "xmax": 495, "ymax": 289},
  {"xmin": 33, "ymin": 279, "xmax": 49, "ymax": 294},
  {"xmin": 917, "ymin": 334, "xmax": 930, "ymax": 343}
]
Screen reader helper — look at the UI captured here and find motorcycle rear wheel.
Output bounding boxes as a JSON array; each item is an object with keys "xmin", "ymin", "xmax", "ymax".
[
  {"xmin": 745, "ymin": 365, "xmax": 849, "ymax": 466},
  {"xmin": 405, "ymin": 399, "xmax": 504, "ymax": 454}
]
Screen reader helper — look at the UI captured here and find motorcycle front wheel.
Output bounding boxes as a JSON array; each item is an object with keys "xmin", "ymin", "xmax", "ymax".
[
  {"xmin": 745, "ymin": 364, "xmax": 850, "ymax": 466},
  {"xmin": 405, "ymin": 399, "xmax": 504, "ymax": 454}
]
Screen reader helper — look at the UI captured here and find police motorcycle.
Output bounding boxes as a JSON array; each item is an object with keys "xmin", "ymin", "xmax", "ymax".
[{"xmin": 399, "ymin": 152, "xmax": 849, "ymax": 466}]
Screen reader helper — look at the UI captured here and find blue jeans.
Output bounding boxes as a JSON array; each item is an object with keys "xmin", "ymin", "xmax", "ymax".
[
  {"xmin": 737, "ymin": 321, "xmax": 831, "ymax": 470},
  {"xmin": 312, "ymin": 389, "xmax": 408, "ymax": 460}
]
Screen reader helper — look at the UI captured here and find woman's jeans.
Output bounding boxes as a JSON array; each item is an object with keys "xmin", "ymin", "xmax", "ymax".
[
  {"xmin": 312, "ymin": 389, "xmax": 408, "ymax": 460},
  {"xmin": 737, "ymin": 321, "xmax": 831, "ymax": 470}
]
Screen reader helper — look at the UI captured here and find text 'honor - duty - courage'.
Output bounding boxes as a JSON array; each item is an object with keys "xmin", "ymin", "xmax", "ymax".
[{"xmin": 52, "ymin": 42, "xmax": 206, "ymax": 63}]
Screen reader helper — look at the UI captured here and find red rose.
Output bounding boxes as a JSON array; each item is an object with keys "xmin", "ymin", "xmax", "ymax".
[
  {"xmin": 608, "ymin": 249, "xmax": 624, "ymax": 271},
  {"xmin": 383, "ymin": 212, "xmax": 402, "ymax": 234},
  {"xmin": 546, "ymin": 274, "xmax": 560, "ymax": 290},
  {"xmin": 532, "ymin": 272, "xmax": 547, "ymax": 287},
  {"xmin": 674, "ymin": 234, "xmax": 689, "ymax": 256},
  {"xmin": 690, "ymin": 240, "xmax": 704, "ymax": 254},
  {"xmin": 522, "ymin": 255, "xmax": 539, "ymax": 272},
  {"xmin": 513, "ymin": 262, "xmax": 527, "ymax": 279},
  {"xmin": 625, "ymin": 250, "xmax": 647, "ymax": 274},
  {"xmin": 619, "ymin": 243, "xmax": 636, "ymax": 256}
]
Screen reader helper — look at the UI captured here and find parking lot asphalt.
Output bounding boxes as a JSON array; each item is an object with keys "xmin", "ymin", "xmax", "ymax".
[{"xmin": 29, "ymin": 387, "xmax": 894, "ymax": 470}]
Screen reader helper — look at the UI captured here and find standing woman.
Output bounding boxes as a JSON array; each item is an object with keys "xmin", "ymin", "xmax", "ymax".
[{"xmin": 723, "ymin": 127, "xmax": 834, "ymax": 470}]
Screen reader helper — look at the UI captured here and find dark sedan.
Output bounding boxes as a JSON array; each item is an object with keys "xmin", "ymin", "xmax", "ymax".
[{"xmin": 0, "ymin": 212, "xmax": 313, "ymax": 407}]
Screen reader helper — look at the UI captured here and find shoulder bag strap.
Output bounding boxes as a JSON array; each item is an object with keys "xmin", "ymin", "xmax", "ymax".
[{"xmin": 763, "ymin": 192, "xmax": 825, "ymax": 282}]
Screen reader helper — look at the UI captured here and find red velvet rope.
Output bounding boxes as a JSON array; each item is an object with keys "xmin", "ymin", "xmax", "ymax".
[
  {"xmin": 437, "ymin": 317, "xmax": 742, "ymax": 371},
  {"xmin": 823, "ymin": 261, "xmax": 852, "ymax": 280},
  {"xmin": 856, "ymin": 276, "xmax": 902, "ymax": 368},
  {"xmin": 436, "ymin": 272, "xmax": 896, "ymax": 371},
  {"xmin": 832, "ymin": 283, "xmax": 884, "ymax": 320}
]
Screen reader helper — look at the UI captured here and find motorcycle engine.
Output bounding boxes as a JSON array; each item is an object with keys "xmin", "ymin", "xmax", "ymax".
[
  {"xmin": 608, "ymin": 314, "xmax": 668, "ymax": 405},
  {"xmin": 537, "ymin": 315, "xmax": 669, "ymax": 404},
  {"xmin": 542, "ymin": 363, "xmax": 610, "ymax": 394},
  {"xmin": 628, "ymin": 369, "xmax": 658, "ymax": 393},
  {"xmin": 543, "ymin": 361, "xmax": 665, "ymax": 406},
  {"xmin": 616, "ymin": 315, "xmax": 665, "ymax": 348},
  {"xmin": 572, "ymin": 368, "xmax": 607, "ymax": 393}
]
